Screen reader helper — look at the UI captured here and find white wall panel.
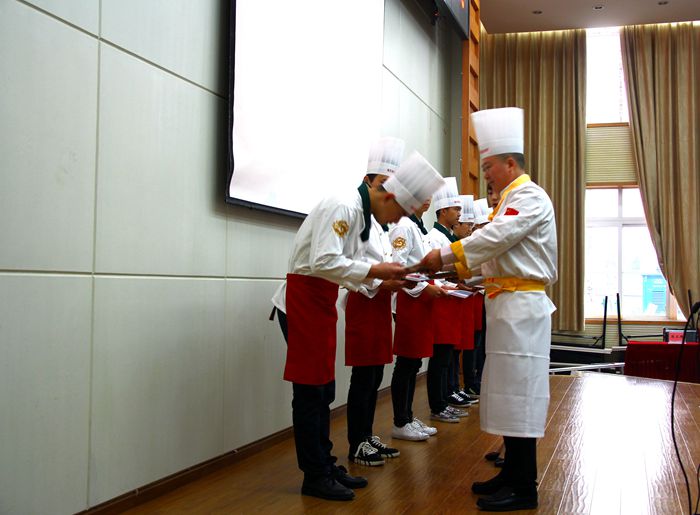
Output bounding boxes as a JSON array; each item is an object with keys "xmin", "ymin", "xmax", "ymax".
[
  {"xmin": 381, "ymin": 68, "xmax": 401, "ymax": 139},
  {"xmin": 399, "ymin": 84, "xmax": 432, "ymax": 162},
  {"xmin": 223, "ymin": 281, "xmax": 355, "ymax": 451},
  {"xmin": 95, "ymin": 46, "xmax": 227, "ymax": 277},
  {"xmin": 383, "ymin": 0, "xmax": 451, "ymax": 121},
  {"xmin": 90, "ymin": 276, "xmax": 226, "ymax": 505},
  {"xmin": 24, "ymin": 0, "xmax": 99, "ymax": 35},
  {"xmin": 1, "ymin": 0, "xmax": 461, "ymax": 511},
  {"xmin": 429, "ymin": 109, "xmax": 451, "ymax": 176},
  {"xmin": 223, "ymin": 280, "xmax": 291, "ymax": 450},
  {"xmin": 226, "ymin": 207, "xmax": 301, "ymax": 279},
  {"xmin": 0, "ymin": 274, "xmax": 91, "ymax": 515},
  {"xmin": 101, "ymin": 0, "xmax": 227, "ymax": 94},
  {"xmin": 0, "ymin": 1, "xmax": 97, "ymax": 272}
]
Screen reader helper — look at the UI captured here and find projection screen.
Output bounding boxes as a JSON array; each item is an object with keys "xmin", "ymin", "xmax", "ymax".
[{"xmin": 227, "ymin": 0, "xmax": 385, "ymax": 217}]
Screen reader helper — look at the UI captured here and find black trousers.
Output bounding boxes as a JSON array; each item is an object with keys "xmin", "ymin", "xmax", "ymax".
[
  {"xmin": 501, "ymin": 436, "xmax": 538, "ymax": 494},
  {"xmin": 347, "ymin": 364, "xmax": 384, "ymax": 455},
  {"xmin": 277, "ymin": 310, "xmax": 338, "ymax": 479},
  {"xmin": 390, "ymin": 356, "xmax": 422, "ymax": 427},
  {"xmin": 474, "ymin": 306, "xmax": 487, "ymax": 386},
  {"xmin": 448, "ymin": 349, "xmax": 460, "ymax": 394},
  {"xmin": 462, "ymin": 348, "xmax": 477, "ymax": 390},
  {"xmin": 427, "ymin": 344, "xmax": 453, "ymax": 413}
]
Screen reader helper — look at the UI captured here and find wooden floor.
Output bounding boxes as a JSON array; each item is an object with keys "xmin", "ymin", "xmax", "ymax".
[{"xmin": 125, "ymin": 373, "xmax": 700, "ymax": 514}]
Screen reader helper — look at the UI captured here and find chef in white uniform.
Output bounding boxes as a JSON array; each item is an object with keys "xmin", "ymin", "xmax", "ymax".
[
  {"xmin": 419, "ymin": 107, "xmax": 557, "ymax": 512},
  {"xmin": 271, "ymin": 149, "xmax": 444, "ymax": 502},
  {"xmin": 425, "ymin": 178, "xmax": 470, "ymax": 421}
]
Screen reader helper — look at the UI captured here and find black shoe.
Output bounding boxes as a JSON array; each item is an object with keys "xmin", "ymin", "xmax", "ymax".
[
  {"xmin": 349, "ymin": 441, "xmax": 385, "ymax": 466},
  {"xmin": 471, "ymin": 473, "xmax": 508, "ymax": 495},
  {"xmin": 447, "ymin": 392, "xmax": 472, "ymax": 407},
  {"xmin": 301, "ymin": 476, "xmax": 355, "ymax": 501},
  {"xmin": 494, "ymin": 457, "xmax": 505, "ymax": 468},
  {"xmin": 333, "ymin": 465, "xmax": 368, "ymax": 489},
  {"xmin": 461, "ymin": 387, "xmax": 480, "ymax": 400},
  {"xmin": 476, "ymin": 486, "xmax": 537, "ymax": 511},
  {"xmin": 368, "ymin": 435, "xmax": 400, "ymax": 458},
  {"xmin": 484, "ymin": 451, "xmax": 500, "ymax": 461}
]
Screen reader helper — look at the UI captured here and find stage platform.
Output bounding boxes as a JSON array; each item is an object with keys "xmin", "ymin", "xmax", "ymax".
[{"xmin": 121, "ymin": 373, "xmax": 700, "ymax": 514}]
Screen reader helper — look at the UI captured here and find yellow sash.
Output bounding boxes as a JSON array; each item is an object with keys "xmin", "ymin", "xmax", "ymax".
[
  {"xmin": 488, "ymin": 174, "xmax": 531, "ymax": 222},
  {"xmin": 483, "ymin": 276, "xmax": 545, "ymax": 299}
]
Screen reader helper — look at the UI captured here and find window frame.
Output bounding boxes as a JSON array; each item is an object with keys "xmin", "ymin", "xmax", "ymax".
[{"xmin": 584, "ymin": 184, "xmax": 683, "ymax": 324}]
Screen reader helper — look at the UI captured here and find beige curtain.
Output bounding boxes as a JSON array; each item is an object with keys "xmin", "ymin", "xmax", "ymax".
[
  {"xmin": 621, "ymin": 23, "xmax": 700, "ymax": 318},
  {"xmin": 480, "ymin": 29, "xmax": 587, "ymax": 331}
]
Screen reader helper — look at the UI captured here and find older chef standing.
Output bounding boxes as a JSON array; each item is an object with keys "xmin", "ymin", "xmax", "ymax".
[{"xmin": 419, "ymin": 107, "xmax": 557, "ymax": 512}]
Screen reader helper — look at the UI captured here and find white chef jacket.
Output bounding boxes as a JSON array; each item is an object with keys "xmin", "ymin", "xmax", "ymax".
[
  {"xmin": 442, "ymin": 175, "xmax": 558, "ymax": 438},
  {"xmin": 389, "ymin": 215, "xmax": 431, "ymax": 297},
  {"xmin": 338, "ymin": 215, "xmax": 393, "ymax": 310},
  {"xmin": 357, "ymin": 216, "xmax": 393, "ymax": 298},
  {"xmin": 272, "ymin": 190, "xmax": 374, "ymax": 313},
  {"xmin": 426, "ymin": 224, "xmax": 458, "ymax": 288}
]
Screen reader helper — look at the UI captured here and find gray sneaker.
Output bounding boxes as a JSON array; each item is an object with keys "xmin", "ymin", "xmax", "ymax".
[
  {"xmin": 446, "ymin": 405, "xmax": 469, "ymax": 418},
  {"xmin": 430, "ymin": 409, "xmax": 459, "ymax": 423}
]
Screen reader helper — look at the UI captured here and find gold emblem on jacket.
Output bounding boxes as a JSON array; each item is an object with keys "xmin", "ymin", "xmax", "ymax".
[
  {"xmin": 392, "ymin": 237, "xmax": 406, "ymax": 249},
  {"xmin": 332, "ymin": 220, "xmax": 349, "ymax": 237}
]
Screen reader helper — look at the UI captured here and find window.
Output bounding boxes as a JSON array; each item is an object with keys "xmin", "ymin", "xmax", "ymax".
[
  {"xmin": 586, "ymin": 27, "xmax": 628, "ymax": 124},
  {"xmin": 584, "ymin": 188, "xmax": 683, "ymax": 320},
  {"xmin": 584, "ymin": 29, "xmax": 683, "ymax": 322}
]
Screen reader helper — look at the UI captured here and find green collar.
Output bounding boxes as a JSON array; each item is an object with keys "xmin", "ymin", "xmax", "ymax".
[
  {"xmin": 433, "ymin": 222, "xmax": 457, "ymax": 243},
  {"xmin": 410, "ymin": 214, "xmax": 428, "ymax": 235},
  {"xmin": 357, "ymin": 182, "xmax": 372, "ymax": 242}
]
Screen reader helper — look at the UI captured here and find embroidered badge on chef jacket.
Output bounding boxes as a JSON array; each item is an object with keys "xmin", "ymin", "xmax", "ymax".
[
  {"xmin": 504, "ymin": 207, "xmax": 519, "ymax": 215},
  {"xmin": 332, "ymin": 220, "xmax": 350, "ymax": 237},
  {"xmin": 392, "ymin": 237, "xmax": 406, "ymax": 249}
]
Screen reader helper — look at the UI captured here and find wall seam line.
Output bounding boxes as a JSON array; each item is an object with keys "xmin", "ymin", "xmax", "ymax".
[{"xmin": 85, "ymin": 0, "xmax": 103, "ymax": 506}]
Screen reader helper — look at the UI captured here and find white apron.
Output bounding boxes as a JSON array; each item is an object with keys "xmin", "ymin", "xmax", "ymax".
[{"xmin": 480, "ymin": 290, "xmax": 556, "ymax": 438}]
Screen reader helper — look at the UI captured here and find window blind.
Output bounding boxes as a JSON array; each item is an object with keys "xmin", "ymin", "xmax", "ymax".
[{"xmin": 586, "ymin": 124, "xmax": 637, "ymax": 184}]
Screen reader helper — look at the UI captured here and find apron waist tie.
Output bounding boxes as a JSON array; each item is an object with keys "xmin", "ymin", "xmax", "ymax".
[{"xmin": 483, "ymin": 277, "xmax": 545, "ymax": 299}]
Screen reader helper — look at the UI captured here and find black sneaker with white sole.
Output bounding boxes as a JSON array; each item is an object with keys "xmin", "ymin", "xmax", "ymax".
[
  {"xmin": 447, "ymin": 392, "xmax": 472, "ymax": 407},
  {"xmin": 349, "ymin": 441, "xmax": 385, "ymax": 466},
  {"xmin": 459, "ymin": 389, "xmax": 479, "ymax": 403},
  {"xmin": 367, "ymin": 435, "xmax": 400, "ymax": 458}
]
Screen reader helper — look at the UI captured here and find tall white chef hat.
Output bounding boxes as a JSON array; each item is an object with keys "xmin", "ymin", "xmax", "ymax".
[
  {"xmin": 367, "ymin": 137, "xmax": 405, "ymax": 176},
  {"xmin": 383, "ymin": 151, "xmax": 445, "ymax": 214},
  {"xmin": 473, "ymin": 197, "xmax": 492, "ymax": 225},
  {"xmin": 432, "ymin": 177, "xmax": 462, "ymax": 212},
  {"xmin": 458, "ymin": 195, "xmax": 475, "ymax": 223},
  {"xmin": 470, "ymin": 107, "xmax": 524, "ymax": 159}
]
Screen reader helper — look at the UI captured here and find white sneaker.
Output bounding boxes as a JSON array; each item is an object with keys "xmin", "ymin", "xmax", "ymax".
[
  {"xmin": 392, "ymin": 423, "xmax": 429, "ymax": 441},
  {"xmin": 446, "ymin": 405, "xmax": 469, "ymax": 418},
  {"xmin": 412, "ymin": 417, "xmax": 437, "ymax": 436}
]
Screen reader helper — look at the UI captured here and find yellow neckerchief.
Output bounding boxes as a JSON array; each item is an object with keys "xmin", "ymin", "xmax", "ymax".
[
  {"xmin": 488, "ymin": 174, "xmax": 531, "ymax": 222},
  {"xmin": 483, "ymin": 277, "xmax": 545, "ymax": 299}
]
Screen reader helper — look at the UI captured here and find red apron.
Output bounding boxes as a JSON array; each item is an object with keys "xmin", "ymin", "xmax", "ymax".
[
  {"xmin": 344, "ymin": 290, "xmax": 393, "ymax": 366},
  {"xmin": 283, "ymin": 273, "xmax": 339, "ymax": 385},
  {"xmin": 457, "ymin": 295, "xmax": 476, "ymax": 350},
  {"xmin": 393, "ymin": 290, "xmax": 434, "ymax": 359},
  {"xmin": 473, "ymin": 292, "xmax": 484, "ymax": 331},
  {"xmin": 432, "ymin": 295, "xmax": 462, "ymax": 345}
]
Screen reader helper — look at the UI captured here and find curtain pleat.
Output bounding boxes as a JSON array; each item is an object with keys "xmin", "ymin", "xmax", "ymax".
[
  {"xmin": 480, "ymin": 29, "xmax": 587, "ymax": 331},
  {"xmin": 620, "ymin": 22, "xmax": 700, "ymax": 317}
]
